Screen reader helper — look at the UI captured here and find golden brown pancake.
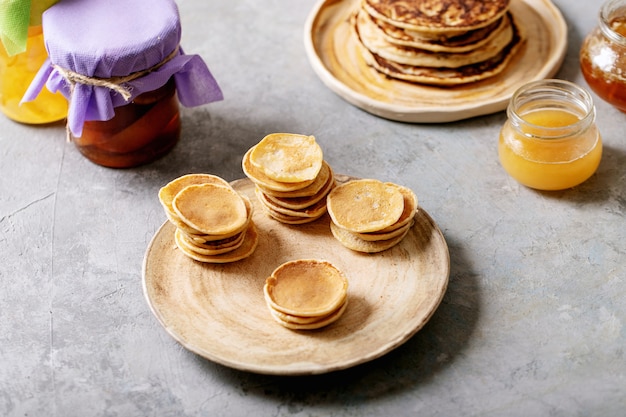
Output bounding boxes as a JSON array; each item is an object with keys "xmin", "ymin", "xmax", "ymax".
[
  {"xmin": 249, "ymin": 133, "xmax": 323, "ymax": 183},
  {"xmin": 354, "ymin": 12, "xmax": 523, "ymax": 86},
  {"xmin": 326, "ymin": 179, "xmax": 405, "ymax": 233},
  {"xmin": 354, "ymin": 219, "xmax": 414, "ymax": 242},
  {"xmin": 178, "ymin": 195, "xmax": 254, "ymax": 243},
  {"xmin": 330, "ymin": 220, "xmax": 412, "ymax": 253},
  {"xmin": 164, "ymin": 208, "xmax": 206, "ymax": 235},
  {"xmin": 262, "ymin": 171, "xmax": 335, "ymax": 210},
  {"xmin": 159, "ymin": 173, "xmax": 259, "ymax": 263},
  {"xmin": 260, "ymin": 161, "xmax": 334, "ymax": 199},
  {"xmin": 362, "ymin": 0, "xmax": 510, "ymax": 33},
  {"xmin": 158, "ymin": 173, "xmax": 232, "ymax": 215},
  {"xmin": 268, "ymin": 300, "xmax": 345, "ymax": 325},
  {"xmin": 257, "ymin": 198, "xmax": 326, "ymax": 224},
  {"xmin": 159, "ymin": 173, "xmax": 233, "ymax": 233},
  {"xmin": 370, "ymin": 13, "xmax": 506, "ymax": 52},
  {"xmin": 174, "ymin": 221, "xmax": 259, "ymax": 263},
  {"xmin": 255, "ymin": 186, "xmax": 328, "ymax": 219},
  {"xmin": 242, "ymin": 147, "xmax": 316, "ymax": 192},
  {"xmin": 172, "ymin": 183, "xmax": 248, "ymax": 236},
  {"xmin": 268, "ymin": 298, "xmax": 348, "ymax": 330},
  {"xmin": 356, "ymin": 9, "xmax": 514, "ymax": 68},
  {"xmin": 375, "ymin": 184, "xmax": 417, "ymax": 233},
  {"xmin": 264, "ymin": 259, "xmax": 348, "ymax": 317},
  {"xmin": 174, "ymin": 228, "xmax": 246, "ymax": 256}
]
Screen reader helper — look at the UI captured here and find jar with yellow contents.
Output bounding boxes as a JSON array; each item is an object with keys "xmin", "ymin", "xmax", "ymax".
[
  {"xmin": 0, "ymin": 0, "xmax": 67, "ymax": 124},
  {"xmin": 498, "ymin": 79, "xmax": 602, "ymax": 191}
]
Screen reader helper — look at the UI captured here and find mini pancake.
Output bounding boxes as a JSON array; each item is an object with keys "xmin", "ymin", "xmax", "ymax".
[
  {"xmin": 158, "ymin": 173, "xmax": 232, "ymax": 216},
  {"xmin": 326, "ymin": 179, "xmax": 404, "ymax": 233},
  {"xmin": 255, "ymin": 187, "xmax": 328, "ymax": 219},
  {"xmin": 330, "ymin": 220, "xmax": 412, "ymax": 253},
  {"xmin": 356, "ymin": 9, "xmax": 514, "ymax": 68},
  {"xmin": 184, "ymin": 230, "xmax": 246, "ymax": 253},
  {"xmin": 257, "ymin": 201, "xmax": 325, "ymax": 224},
  {"xmin": 242, "ymin": 148, "xmax": 316, "ymax": 192},
  {"xmin": 375, "ymin": 184, "xmax": 418, "ymax": 233},
  {"xmin": 175, "ymin": 222, "xmax": 259, "ymax": 263},
  {"xmin": 354, "ymin": 219, "xmax": 414, "ymax": 242},
  {"xmin": 179, "ymin": 195, "xmax": 254, "ymax": 243},
  {"xmin": 164, "ymin": 208, "xmax": 206, "ymax": 235},
  {"xmin": 264, "ymin": 259, "xmax": 348, "ymax": 317},
  {"xmin": 261, "ymin": 202, "xmax": 326, "ymax": 225},
  {"xmin": 172, "ymin": 183, "xmax": 248, "ymax": 236},
  {"xmin": 362, "ymin": 0, "xmax": 510, "ymax": 33},
  {"xmin": 268, "ymin": 300, "xmax": 345, "ymax": 324},
  {"xmin": 249, "ymin": 133, "xmax": 323, "ymax": 183},
  {"xmin": 260, "ymin": 161, "xmax": 334, "ymax": 199},
  {"xmin": 263, "ymin": 170, "xmax": 336, "ymax": 210},
  {"xmin": 174, "ymin": 228, "xmax": 246, "ymax": 256},
  {"xmin": 268, "ymin": 299, "xmax": 348, "ymax": 330}
]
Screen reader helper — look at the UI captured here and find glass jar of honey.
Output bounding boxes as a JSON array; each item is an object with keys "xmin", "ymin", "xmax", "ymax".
[
  {"xmin": 498, "ymin": 79, "xmax": 602, "ymax": 191},
  {"xmin": 22, "ymin": 0, "xmax": 223, "ymax": 168},
  {"xmin": 580, "ymin": 0, "xmax": 626, "ymax": 112},
  {"xmin": 0, "ymin": 1, "xmax": 67, "ymax": 124}
]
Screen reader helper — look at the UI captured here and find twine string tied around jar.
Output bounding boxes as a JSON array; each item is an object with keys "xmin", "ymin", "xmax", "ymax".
[
  {"xmin": 52, "ymin": 46, "xmax": 180, "ymax": 141},
  {"xmin": 53, "ymin": 45, "xmax": 180, "ymax": 101}
]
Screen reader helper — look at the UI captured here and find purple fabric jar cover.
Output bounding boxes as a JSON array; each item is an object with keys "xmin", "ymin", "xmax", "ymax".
[{"xmin": 22, "ymin": 0, "xmax": 223, "ymax": 137}]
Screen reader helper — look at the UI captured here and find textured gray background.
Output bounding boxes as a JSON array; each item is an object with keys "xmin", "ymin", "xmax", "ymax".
[{"xmin": 1, "ymin": 0, "xmax": 625, "ymax": 416}]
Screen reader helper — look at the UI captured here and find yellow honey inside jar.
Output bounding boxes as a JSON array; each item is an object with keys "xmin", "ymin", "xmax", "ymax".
[{"xmin": 498, "ymin": 79, "xmax": 602, "ymax": 191}]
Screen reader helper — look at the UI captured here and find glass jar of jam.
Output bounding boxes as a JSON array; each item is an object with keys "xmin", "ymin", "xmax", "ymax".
[
  {"xmin": 22, "ymin": 0, "xmax": 223, "ymax": 168},
  {"xmin": 71, "ymin": 78, "xmax": 181, "ymax": 168},
  {"xmin": 498, "ymin": 79, "xmax": 602, "ymax": 191},
  {"xmin": 580, "ymin": 0, "xmax": 626, "ymax": 112}
]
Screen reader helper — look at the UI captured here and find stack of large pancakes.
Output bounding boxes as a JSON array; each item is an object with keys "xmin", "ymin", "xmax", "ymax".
[{"xmin": 352, "ymin": 0, "xmax": 523, "ymax": 86}]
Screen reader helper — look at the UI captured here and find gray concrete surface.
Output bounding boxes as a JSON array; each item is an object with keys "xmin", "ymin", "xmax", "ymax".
[{"xmin": 1, "ymin": 0, "xmax": 625, "ymax": 416}]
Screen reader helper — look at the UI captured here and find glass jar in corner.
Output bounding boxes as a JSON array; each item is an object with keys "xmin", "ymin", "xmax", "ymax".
[
  {"xmin": 498, "ymin": 79, "xmax": 602, "ymax": 191},
  {"xmin": 0, "ymin": 0, "xmax": 68, "ymax": 124},
  {"xmin": 580, "ymin": 0, "xmax": 626, "ymax": 112},
  {"xmin": 22, "ymin": 0, "xmax": 223, "ymax": 168}
]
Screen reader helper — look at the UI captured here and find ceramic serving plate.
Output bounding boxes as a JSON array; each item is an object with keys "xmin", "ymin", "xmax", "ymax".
[
  {"xmin": 142, "ymin": 176, "xmax": 450, "ymax": 375},
  {"xmin": 304, "ymin": 0, "xmax": 567, "ymax": 123}
]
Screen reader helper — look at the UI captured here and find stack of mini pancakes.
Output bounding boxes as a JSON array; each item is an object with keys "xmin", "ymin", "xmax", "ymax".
[
  {"xmin": 158, "ymin": 174, "xmax": 258, "ymax": 263},
  {"xmin": 352, "ymin": 0, "xmax": 523, "ymax": 86},
  {"xmin": 263, "ymin": 259, "xmax": 349, "ymax": 330},
  {"xmin": 242, "ymin": 133, "xmax": 336, "ymax": 224},
  {"xmin": 327, "ymin": 178, "xmax": 418, "ymax": 253}
]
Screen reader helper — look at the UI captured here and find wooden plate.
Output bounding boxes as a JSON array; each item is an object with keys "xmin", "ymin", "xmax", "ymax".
[
  {"xmin": 142, "ymin": 176, "xmax": 449, "ymax": 375},
  {"xmin": 304, "ymin": 0, "xmax": 567, "ymax": 123}
]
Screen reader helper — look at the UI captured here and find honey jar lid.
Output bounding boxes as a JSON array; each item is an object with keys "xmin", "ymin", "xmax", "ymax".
[{"xmin": 21, "ymin": 0, "xmax": 223, "ymax": 137}]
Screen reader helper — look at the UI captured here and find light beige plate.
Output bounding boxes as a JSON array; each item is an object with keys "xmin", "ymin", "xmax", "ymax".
[
  {"xmin": 303, "ymin": 0, "xmax": 567, "ymax": 123},
  {"xmin": 142, "ymin": 176, "xmax": 449, "ymax": 375}
]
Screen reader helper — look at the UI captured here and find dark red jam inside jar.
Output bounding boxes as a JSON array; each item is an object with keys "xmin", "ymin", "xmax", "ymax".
[{"xmin": 72, "ymin": 78, "xmax": 180, "ymax": 168}]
